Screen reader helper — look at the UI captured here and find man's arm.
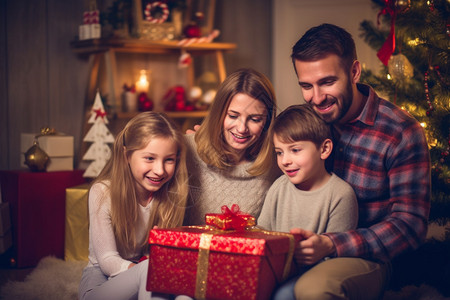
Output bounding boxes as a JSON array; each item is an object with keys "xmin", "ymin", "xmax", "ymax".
[{"xmin": 326, "ymin": 122, "xmax": 431, "ymax": 262}]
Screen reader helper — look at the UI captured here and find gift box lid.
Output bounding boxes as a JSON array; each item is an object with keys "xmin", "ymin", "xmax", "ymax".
[
  {"xmin": 149, "ymin": 227, "xmax": 300, "ymax": 256},
  {"xmin": 21, "ymin": 133, "xmax": 74, "ymax": 157}
]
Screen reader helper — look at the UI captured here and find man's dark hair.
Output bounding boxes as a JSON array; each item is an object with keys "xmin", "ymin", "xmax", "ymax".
[{"xmin": 291, "ymin": 23, "xmax": 357, "ymax": 72}]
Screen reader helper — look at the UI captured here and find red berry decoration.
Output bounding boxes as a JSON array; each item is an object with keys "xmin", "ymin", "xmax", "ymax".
[
  {"xmin": 184, "ymin": 23, "xmax": 201, "ymax": 38},
  {"xmin": 138, "ymin": 92, "xmax": 153, "ymax": 111}
]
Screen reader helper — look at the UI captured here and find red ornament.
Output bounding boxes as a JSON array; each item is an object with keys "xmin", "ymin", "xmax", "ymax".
[
  {"xmin": 163, "ymin": 86, "xmax": 188, "ymax": 111},
  {"xmin": 183, "ymin": 23, "xmax": 201, "ymax": 38},
  {"xmin": 138, "ymin": 92, "xmax": 153, "ymax": 111}
]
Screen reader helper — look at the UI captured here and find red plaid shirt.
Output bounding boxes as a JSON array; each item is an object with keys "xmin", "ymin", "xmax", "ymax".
[{"xmin": 325, "ymin": 84, "xmax": 431, "ymax": 262}]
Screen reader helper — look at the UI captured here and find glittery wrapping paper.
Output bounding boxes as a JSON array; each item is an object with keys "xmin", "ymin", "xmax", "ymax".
[{"xmin": 146, "ymin": 226, "xmax": 302, "ymax": 300}]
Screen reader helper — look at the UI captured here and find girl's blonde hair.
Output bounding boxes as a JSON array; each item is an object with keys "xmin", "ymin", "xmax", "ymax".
[
  {"xmin": 93, "ymin": 111, "xmax": 188, "ymax": 256},
  {"xmin": 194, "ymin": 68, "xmax": 277, "ymax": 176}
]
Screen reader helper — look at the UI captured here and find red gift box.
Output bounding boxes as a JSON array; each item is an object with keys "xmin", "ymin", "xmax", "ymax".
[
  {"xmin": 0, "ymin": 170, "xmax": 86, "ymax": 267},
  {"xmin": 147, "ymin": 226, "xmax": 302, "ymax": 300}
]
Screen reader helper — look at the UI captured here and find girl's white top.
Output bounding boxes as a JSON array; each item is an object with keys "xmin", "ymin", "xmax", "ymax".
[{"xmin": 86, "ymin": 181, "xmax": 152, "ymax": 277}]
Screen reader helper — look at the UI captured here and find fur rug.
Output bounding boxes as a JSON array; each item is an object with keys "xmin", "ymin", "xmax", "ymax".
[
  {"xmin": 0, "ymin": 256, "xmax": 448, "ymax": 300},
  {"xmin": 0, "ymin": 256, "xmax": 87, "ymax": 300}
]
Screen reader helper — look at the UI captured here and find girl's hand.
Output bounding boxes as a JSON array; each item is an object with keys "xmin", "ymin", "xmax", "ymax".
[{"xmin": 128, "ymin": 262, "xmax": 136, "ymax": 269}]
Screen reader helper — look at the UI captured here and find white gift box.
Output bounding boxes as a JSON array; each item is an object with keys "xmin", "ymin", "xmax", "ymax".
[
  {"xmin": 79, "ymin": 24, "xmax": 101, "ymax": 40},
  {"xmin": 79, "ymin": 24, "xmax": 91, "ymax": 40},
  {"xmin": 20, "ymin": 133, "xmax": 74, "ymax": 171},
  {"xmin": 90, "ymin": 23, "xmax": 101, "ymax": 39}
]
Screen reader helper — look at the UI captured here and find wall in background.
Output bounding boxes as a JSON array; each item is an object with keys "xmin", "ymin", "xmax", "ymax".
[
  {"xmin": 0, "ymin": 0, "xmax": 271, "ymax": 171},
  {"xmin": 0, "ymin": 0, "xmax": 380, "ymax": 171},
  {"xmin": 0, "ymin": 0, "xmax": 90, "ymax": 170}
]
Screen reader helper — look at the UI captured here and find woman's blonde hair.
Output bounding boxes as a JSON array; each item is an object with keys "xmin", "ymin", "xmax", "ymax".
[
  {"xmin": 93, "ymin": 111, "xmax": 188, "ymax": 256},
  {"xmin": 194, "ymin": 68, "xmax": 277, "ymax": 176}
]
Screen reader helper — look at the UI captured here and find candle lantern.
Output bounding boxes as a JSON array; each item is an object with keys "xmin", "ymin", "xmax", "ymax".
[{"xmin": 135, "ymin": 69, "xmax": 153, "ymax": 111}]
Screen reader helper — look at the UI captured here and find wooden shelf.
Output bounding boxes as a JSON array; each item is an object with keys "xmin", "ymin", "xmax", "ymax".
[
  {"xmin": 71, "ymin": 39, "xmax": 237, "ymax": 55},
  {"xmin": 72, "ymin": 37, "xmax": 234, "ymax": 135},
  {"xmin": 71, "ymin": 38, "xmax": 236, "ymax": 113},
  {"xmin": 116, "ymin": 110, "xmax": 209, "ymax": 120}
]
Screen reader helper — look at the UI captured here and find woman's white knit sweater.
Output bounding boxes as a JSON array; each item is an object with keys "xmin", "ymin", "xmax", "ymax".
[{"xmin": 183, "ymin": 134, "xmax": 280, "ymax": 225}]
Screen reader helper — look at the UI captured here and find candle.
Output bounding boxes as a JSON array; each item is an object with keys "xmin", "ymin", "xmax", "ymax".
[{"xmin": 136, "ymin": 70, "xmax": 149, "ymax": 93}]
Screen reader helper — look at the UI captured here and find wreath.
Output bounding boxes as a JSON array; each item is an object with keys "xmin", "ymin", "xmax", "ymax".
[{"xmin": 144, "ymin": 1, "xmax": 169, "ymax": 24}]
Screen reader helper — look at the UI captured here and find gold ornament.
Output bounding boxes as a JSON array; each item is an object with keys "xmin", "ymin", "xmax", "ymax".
[
  {"xmin": 388, "ymin": 54, "xmax": 414, "ymax": 82},
  {"xmin": 395, "ymin": 0, "xmax": 411, "ymax": 13},
  {"xmin": 24, "ymin": 140, "xmax": 50, "ymax": 172}
]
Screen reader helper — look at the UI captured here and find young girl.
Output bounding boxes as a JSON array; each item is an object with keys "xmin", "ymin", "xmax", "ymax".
[
  {"xmin": 79, "ymin": 112, "xmax": 189, "ymax": 300},
  {"xmin": 184, "ymin": 68, "xmax": 280, "ymax": 225}
]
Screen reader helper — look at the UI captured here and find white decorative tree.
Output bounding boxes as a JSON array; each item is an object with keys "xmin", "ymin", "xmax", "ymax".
[{"xmin": 82, "ymin": 91, "xmax": 115, "ymax": 178}]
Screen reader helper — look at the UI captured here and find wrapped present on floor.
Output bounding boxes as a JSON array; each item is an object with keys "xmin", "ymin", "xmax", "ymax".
[
  {"xmin": 65, "ymin": 183, "xmax": 89, "ymax": 261},
  {"xmin": 21, "ymin": 131, "xmax": 74, "ymax": 172},
  {"xmin": 0, "ymin": 203, "xmax": 12, "ymax": 254},
  {"xmin": 147, "ymin": 205, "xmax": 302, "ymax": 300}
]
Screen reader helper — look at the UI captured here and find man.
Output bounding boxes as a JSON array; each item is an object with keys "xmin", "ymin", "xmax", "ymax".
[{"xmin": 287, "ymin": 23, "xmax": 430, "ymax": 299}]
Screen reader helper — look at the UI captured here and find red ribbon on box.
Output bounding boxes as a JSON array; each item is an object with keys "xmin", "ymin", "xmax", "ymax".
[{"xmin": 205, "ymin": 204, "xmax": 256, "ymax": 231}]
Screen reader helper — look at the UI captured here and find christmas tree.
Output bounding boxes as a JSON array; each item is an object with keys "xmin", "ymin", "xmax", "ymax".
[
  {"xmin": 359, "ymin": 0, "xmax": 449, "ymax": 223},
  {"xmin": 82, "ymin": 91, "xmax": 115, "ymax": 178}
]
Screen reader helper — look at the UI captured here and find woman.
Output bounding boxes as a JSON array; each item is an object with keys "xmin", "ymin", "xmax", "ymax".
[{"xmin": 184, "ymin": 68, "xmax": 280, "ymax": 225}]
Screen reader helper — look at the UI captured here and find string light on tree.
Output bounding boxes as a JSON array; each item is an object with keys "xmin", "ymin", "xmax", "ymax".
[
  {"xmin": 424, "ymin": 71, "xmax": 434, "ymax": 116},
  {"xmin": 395, "ymin": 0, "xmax": 411, "ymax": 13}
]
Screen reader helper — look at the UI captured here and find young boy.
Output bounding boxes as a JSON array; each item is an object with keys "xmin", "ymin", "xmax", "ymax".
[{"xmin": 257, "ymin": 104, "xmax": 358, "ymax": 299}]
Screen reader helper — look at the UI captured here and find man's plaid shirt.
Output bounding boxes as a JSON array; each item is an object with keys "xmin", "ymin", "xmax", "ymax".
[{"xmin": 325, "ymin": 84, "xmax": 431, "ymax": 263}]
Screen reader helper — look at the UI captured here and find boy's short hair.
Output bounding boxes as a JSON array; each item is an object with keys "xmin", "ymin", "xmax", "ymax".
[{"xmin": 272, "ymin": 104, "xmax": 332, "ymax": 148}]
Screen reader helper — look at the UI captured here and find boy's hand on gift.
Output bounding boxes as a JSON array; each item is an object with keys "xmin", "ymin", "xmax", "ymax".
[
  {"xmin": 290, "ymin": 228, "xmax": 335, "ymax": 265},
  {"xmin": 186, "ymin": 124, "xmax": 201, "ymax": 135}
]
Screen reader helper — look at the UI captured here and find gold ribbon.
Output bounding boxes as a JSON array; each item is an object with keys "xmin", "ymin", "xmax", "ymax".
[
  {"xmin": 195, "ymin": 233, "xmax": 213, "ymax": 300},
  {"xmin": 35, "ymin": 127, "xmax": 57, "ymax": 139},
  {"xmin": 256, "ymin": 228, "xmax": 296, "ymax": 280},
  {"xmin": 191, "ymin": 226, "xmax": 296, "ymax": 299}
]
